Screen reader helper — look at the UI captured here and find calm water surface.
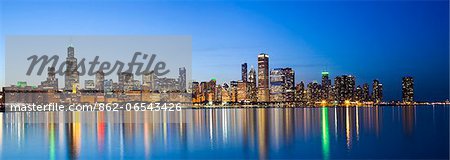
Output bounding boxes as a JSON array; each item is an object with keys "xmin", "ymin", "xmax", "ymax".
[{"xmin": 0, "ymin": 105, "xmax": 448, "ymax": 159}]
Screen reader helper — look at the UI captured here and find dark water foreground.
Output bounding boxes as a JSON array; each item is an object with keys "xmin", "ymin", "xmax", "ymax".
[{"xmin": 0, "ymin": 105, "xmax": 448, "ymax": 159}]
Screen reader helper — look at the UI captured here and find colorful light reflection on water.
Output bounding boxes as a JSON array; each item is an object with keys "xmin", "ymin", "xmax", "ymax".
[{"xmin": 0, "ymin": 106, "xmax": 448, "ymax": 159}]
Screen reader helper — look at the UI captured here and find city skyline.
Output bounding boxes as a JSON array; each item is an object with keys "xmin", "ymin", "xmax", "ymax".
[
  {"xmin": 3, "ymin": 43, "xmax": 437, "ymax": 107},
  {"xmin": 1, "ymin": 1, "xmax": 448, "ymax": 101},
  {"xmin": 0, "ymin": 1, "xmax": 448, "ymax": 159},
  {"xmin": 191, "ymin": 52, "xmax": 422, "ymax": 104},
  {"xmin": 34, "ymin": 45, "xmax": 189, "ymax": 92},
  {"xmin": 0, "ymin": 45, "xmax": 438, "ymax": 103}
]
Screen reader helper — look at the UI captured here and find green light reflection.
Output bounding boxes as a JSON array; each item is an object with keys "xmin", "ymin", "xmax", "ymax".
[{"xmin": 322, "ymin": 107, "xmax": 330, "ymax": 160}]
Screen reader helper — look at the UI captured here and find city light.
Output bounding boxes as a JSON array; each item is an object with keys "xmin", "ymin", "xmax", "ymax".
[{"xmin": 1, "ymin": 50, "xmax": 421, "ymax": 108}]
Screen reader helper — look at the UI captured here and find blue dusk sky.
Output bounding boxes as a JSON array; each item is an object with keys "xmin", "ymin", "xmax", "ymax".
[{"xmin": 0, "ymin": 0, "xmax": 448, "ymax": 101}]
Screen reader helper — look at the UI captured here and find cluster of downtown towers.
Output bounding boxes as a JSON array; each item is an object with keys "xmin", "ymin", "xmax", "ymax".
[
  {"xmin": 36, "ymin": 46, "xmax": 188, "ymax": 95},
  {"xmin": 192, "ymin": 53, "xmax": 415, "ymax": 105},
  {"xmin": 4, "ymin": 47, "xmax": 414, "ymax": 105}
]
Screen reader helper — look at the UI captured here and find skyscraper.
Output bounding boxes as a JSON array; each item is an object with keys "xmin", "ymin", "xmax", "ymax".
[
  {"xmin": 270, "ymin": 68, "xmax": 284, "ymax": 102},
  {"xmin": 48, "ymin": 67, "xmax": 56, "ymax": 80},
  {"xmin": 207, "ymin": 78, "xmax": 217, "ymax": 102},
  {"xmin": 64, "ymin": 46, "xmax": 80, "ymax": 91},
  {"xmin": 284, "ymin": 68, "xmax": 295, "ymax": 101},
  {"xmin": 237, "ymin": 80, "xmax": 247, "ymax": 102},
  {"xmin": 402, "ymin": 76, "xmax": 414, "ymax": 103},
  {"xmin": 191, "ymin": 81, "xmax": 200, "ymax": 102},
  {"xmin": 248, "ymin": 66, "xmax": 257, "ymax": 102},
  {"xmin": 362, "ymin": 83, "xmax": 370, "ymax": 102},
  {"xmin": 241, "ymin": 63, "xmax": 248, "ymax": 82},
  {"xmin": 269, "ymin": 68, "xmax": 295, "ymax": 102},
  {"xmin": 257, "ymin": 53, "xmax": 270, "ymax": 102},
  {"xmin": 200, "ymin": 81, "xmax": 207, "ymax": 95},
  {"xmin": 119, "ymin": 72, "xmax": 134, "ymax": 91},
  {"xmin": 95, "ymin": 70, "xmax": 105, "ymax": 91},
  {"xmin": 372, "ymin": 79, "xmax": 383, "ymax": 103},
  {"xmin": 355, "ymin": 85, "xmax": 363, "ymax": 102},
  {"xmin": 344, "ymin": 75, "xmax": 356, "ymax": 101},
  {"xmin": 230, "ymin": 80, "xmax": 238, "ymax": 103},
  {"xmin": 41, "ymin": 67, "xmax": 58, "ymax": 90},
  {"xmin": 306, "ymin": 81, "xmax": 320, "ymax": 104},
  {"xmin": 295, "ymin": 81, "xmax": 306, "ymax": 102},
  {"xmin": 221, "ymin": 83, "xmax": 231, "ymax": 103},
  {"xmin": 142, "ymin": 71, "xmax": 156, "ymax": 91},
  {"xmin": 321, "ymin": 71, "xmax": 331, "ymax": 100},
  {"xmin": 329, "ymin": 85, "xmax": 336, "ymax": 102},
  {"xmin": 178, "ymin": 67, "xmax": 187, "ymax": 91},
  {"xmin": 214, "ymin": 84, "xmax": 222, "ymax": 102},
  {"xmin": 103, "ymin": 79, "xmax": 113, "ymax": 96},
  {"xmin": 334, "ymin": 75, "xmax": 355, "ymax": 102}
]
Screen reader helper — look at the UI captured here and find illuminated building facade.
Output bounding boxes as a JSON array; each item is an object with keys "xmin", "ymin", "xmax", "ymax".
[
  {"xmin": 372, "ymin": 79, "xmax": 383, "ymax": 103},
  {"xmin": 237, "ymin": 80, "xmax": 247, "ymax": 102},
  {"xmin": 362, "ymin": 83, "xmax": 370, "ymax": 102},
  {"xmin": 270, "ymin": 68, "xmax": 295, "ymax": 102},
  {"xmin": 334, "ymin": 75, "xmax": 355, "ymax": 102},
  {"xmin": 248, "ymin": 66, "xmax": 257, "ymax": 102},
  {"xmin": 355, "ymin": 85, "xmax": 362, "ymax": 102},
  {"xmin": 242, "ymin": 63, "xmax": 248, "ymax": 82},
  {"xmin": 230, "ymin": 81, "xmax": 238, "ymax": 103},
  {"xmin": 257, "ymin": 53, "xmax": 270, "ymax": 102},
  {"xmin": 321, "ymin": 71, "xmax": 331, "ymax": 100},
  {"xmin": 306, "ymin": 81, "xmax": 320, "ymax": 103},
  {"xmin": 402, "ymin": 76, "xmax": 414, "ymax": 103},
  {"xmin": 221, "ymin": 83, "xmax": 231, "ymax": 103}
]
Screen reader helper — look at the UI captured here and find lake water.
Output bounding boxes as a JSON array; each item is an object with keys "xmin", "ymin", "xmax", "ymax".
[{"xmin": 0, "ymin": 105, "xmax": 448, "ymax": 159}]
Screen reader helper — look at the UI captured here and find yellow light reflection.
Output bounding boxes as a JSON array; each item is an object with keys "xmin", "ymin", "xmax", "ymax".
[
  {"xmin": 356, "ymin": 106, "xmax": 359, "ymax": 141},
  {"xmin": 345, "ymin": 107, "xmax": 351, "ymax": 150},
  {"xmin": 73, "ymin": 112, "xmax": 81, "ymax": 158}
]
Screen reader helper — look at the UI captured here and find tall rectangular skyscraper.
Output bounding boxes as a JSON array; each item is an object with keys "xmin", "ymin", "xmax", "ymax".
[
  {"xmin": 257, "ymin": 53, "xmax": 270, "ymax": 102},
  {"xmin": 270, "ymin": 68, "xmax": 284, "ymax": 102},
  {"xmin": 372, "ymin": 79, "xmax": 383, "ymax": 103},
  {"xmin": 295, "ymin": 81, "xmax": 305, "ymax": 102},
  {"xmin": 402, "ymin": 76, "xmax": 414, "ymax": 103},
  {"xmin": 179, "ymin": 67, "xmax": 187, "ymax": 91},
  {"xmin": 334, "ymin": 75, "xmax": 355, "ymax": 102},
  {"xmin": 362, "ymin": 83, "xmax": 370, "ymax": 102},
  {"xmin": 248, "ymin": 66, "xmax": 257, "ymax": 102},
  {"xmin": 241, "ymin": 63, "xmax": 248, "ymax": 82},
  {"xmin": 64, "ymin": 46, "xmax": 80, "ymax": 91},
  {"xmin": 270, "ymin": 68, "xmax": 295, "ymax": 102},
  {"xmin": 95, "ymin": 70, "xmax": 105, "ymax": 91},
  {"xmin": 321, "ymin": 71, "xmax": 331, "ymax": 100}
]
